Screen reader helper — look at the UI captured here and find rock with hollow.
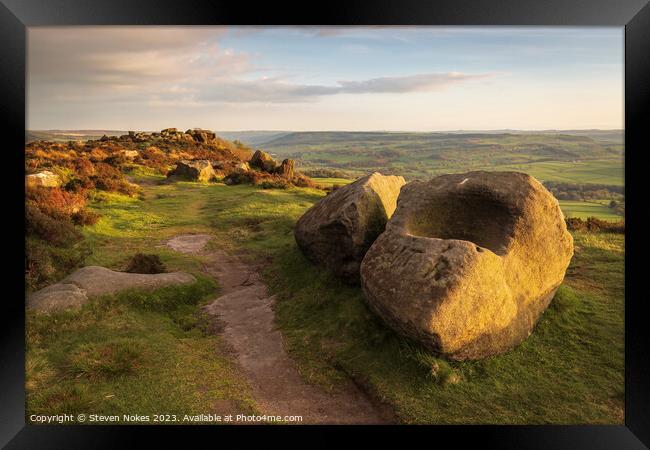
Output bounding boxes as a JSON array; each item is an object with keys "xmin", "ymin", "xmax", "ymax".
[
  {"xmin": 28, "ymin": 266, "xmax": 196, "ymax": 312},
  {"xmin": 294, "ymin": 172, "xmax": 406, "ymax": 283},
  {"xmin": 360, "ymin": 171, "xmax": 574, "ymax": 360}
]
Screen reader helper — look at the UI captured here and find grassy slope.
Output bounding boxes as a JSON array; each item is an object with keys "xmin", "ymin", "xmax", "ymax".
[
  {"xmin": 269, "ymin": 232, "xmax": 624, "ymax": 424},
  {"xmin": 264, "ymin": 132, "xmax": 624, "ymax": 185},
  {"xmin": 224, "ymin": 180, "xmax": 625, "ymax": 423},
  {"xmin": 27, "ymin": 175, "xmax": 624, "ymax": 424},
  {"xmin": 559, "ymin": 200, "xmax": 623, "ymax": 220},
  {"xmin": 26, "ymin": 178, "xmax": 266, "ymax": 422},
  {"xmin": 27, "ymin": 279, "xmax": 258, "ymax": 421}
]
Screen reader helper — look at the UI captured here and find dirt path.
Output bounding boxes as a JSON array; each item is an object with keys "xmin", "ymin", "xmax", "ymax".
[{"xmin": 167, "ymin": 234, "xmax": 393, "ymax": 424}]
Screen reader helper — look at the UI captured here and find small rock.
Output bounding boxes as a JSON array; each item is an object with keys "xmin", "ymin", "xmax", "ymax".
[
  {"xmin": 167, "ymin": 159, "xmax": 216, "ymax": 182},
  {"xmin": 26, "ymin": 170, "xmax": 61, "ymax": 188},
  {"xmin": 122, "ymin": 150, "xmax": 139, "ymax": 159}
]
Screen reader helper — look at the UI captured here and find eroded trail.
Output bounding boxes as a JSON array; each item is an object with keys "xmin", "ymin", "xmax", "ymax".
[{"xmin": 167, "ymin": 234, "xmax": 392, "ymax": 424}]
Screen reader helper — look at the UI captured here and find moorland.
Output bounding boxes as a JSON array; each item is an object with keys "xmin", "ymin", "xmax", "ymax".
[{"xmin": 25, "ymin": 128, "xmax": 624, "ymax": 424}]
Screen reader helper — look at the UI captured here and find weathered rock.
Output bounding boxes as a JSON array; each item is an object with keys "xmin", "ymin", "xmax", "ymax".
[
  {"xmin": 122, "ymin": 149, "xmax": 139, "ymax": 159},
  {"xmin": 360, "ymin": 171, "xmax": 574, "ymax": 360},
  {"xmin": 167, "ymin": 159, "xmax": 216, "ymax": 182},
  {"xmin": 250, "ymin": 150, "xmax": 277, "ymax": 172},
  {"xmin": 27, "ymin": 266, "xmax": 196, "ymax": 312},
  {"xmin": 26, "ymin": 170, "xmax": 61, "ymax": 188},
  {"xmin": 294, "ymin": 172, "xmax": 406, "ymax": 283},
  {"xmin": 276, "ymin": 159, "xmax": 295, "ymax": 179},
  {"xmin": 27, "ymin": 283, "xmax": 88, "ymax": 312},
  {"xmin": 233, "ymin": 162, "xmax": 250, "ymax": 173},
  {"xmin": 187, "ymin": 128, "xmax": 216, "ymax": 144},
  {"xmin": 132, "ymin": 132, "xmax": 151, "ymax": 142}
]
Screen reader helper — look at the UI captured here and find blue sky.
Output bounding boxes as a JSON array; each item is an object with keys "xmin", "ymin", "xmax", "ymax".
[{"xmin": 27, "ymin": 26, "xmax": 623, "ymax": 131}]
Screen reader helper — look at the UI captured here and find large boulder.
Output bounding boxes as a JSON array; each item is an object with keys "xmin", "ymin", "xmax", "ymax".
[
  {"xmin": 276, "ymin": 159, "xmax": 295, "ymax": 179},
  {"xmin": 294, "ymin": 172, "xmax": 406, "ymax": 283},
  {"xmin": 249, "ymin": 150, "xmax": 277, "ymax": 172},
  {"xmin": 28, "ymin": 266, "xmax": 196, "ymax": 312},
  {"xmin": 167, "ymin": 159, "xmax": 216, "ymax": 182},
  {"xmin": 360, "ymin": 171, "xmax": 574, "ymax": 360},
  {"xmin": 26, "ymin": 170, "xmax": 61, "ymax": 188}
]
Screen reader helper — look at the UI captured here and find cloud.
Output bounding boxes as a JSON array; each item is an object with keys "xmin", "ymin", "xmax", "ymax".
[
  {"xmin": 28, "ymin": 27, "xmax": 253, "ymax": 100},
  {"xmin": 337, "ymin": 72, "xmax": 490, "ymax": 94},
  {"xmin": 193, "ymin": 72, "xmax": 491, "ymax": 103},
  {"xmin": 28, "ymin": 27, "xmax": 490, "ymax": 106}
]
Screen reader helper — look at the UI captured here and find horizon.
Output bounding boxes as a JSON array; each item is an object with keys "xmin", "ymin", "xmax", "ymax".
[
  {"xmin": 29, "ymin": 127, "xmax": 624, "ymax": 133},
  {"xmin": 28, "ymin": 26, "xmax": 623, "ymax": 131}
]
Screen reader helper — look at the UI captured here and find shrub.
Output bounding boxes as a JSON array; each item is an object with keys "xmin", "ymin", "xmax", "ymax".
[
  {"xmin": 260, "ymin": 178, "xmax": 290, "ymax": 189},
  {"xmin": 26, "ymin": 203, "xmax": 81, "ymax": 246},
  {"xmin": 103, "ymin": 152, "xmax": 130, "ymax": 168},
  {"xmin": 25, "ymin": 186, "xmax": 97, "ymax": 290},
  {"xmin": 25, "ymin": 238, "xmax": 89, "ymax": 291},
  {"xmin": 88, "ymin": 147, "xmax": 109, "ymax": 162},
  {"xmin": 118, "ymin": 276, "xmax": 216, "ymax": 313},
  {"xmin": 223, "ymin": 172, "xmax": 248, "ymax": 185},
  {"xmin": 402, "ymin": 341, "xmax": 457, "ymax": 385},
  {"xmin": 67, "ymin": 340, "xmax": 144, "ymax": 378},
  {"xmin": 25, "ymin": 238, "xmax": 56, "ymax": 288},
  {"xmin": 125, "ymin": 253, "xmax": 167, "ymax": 274},
  {"xmin": 292, "ymin": 173, "xmax": 317, "ymax": 188},
  {"xmin": 90, "ymin": 163, "xmax": 138, "ymax": 196},
  {"xmin": 26, "ymin": 185, "xmax": 86, "ymax": 218},
  {"xmin": 71, "ymin": 209, "xmax": 101, "ymax": 226},
  {"xmin": 566, "ymin": 217, "xmax": 625, "ymax": 233},
  {"xmin": 224, "ymin": 170, "xmax": 315, "ymax": 189}
]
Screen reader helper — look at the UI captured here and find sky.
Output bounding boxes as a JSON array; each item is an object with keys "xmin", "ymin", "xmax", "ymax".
[{"xmin": 27, "ymin": 26, "xmax": 624, "ymax": 131}]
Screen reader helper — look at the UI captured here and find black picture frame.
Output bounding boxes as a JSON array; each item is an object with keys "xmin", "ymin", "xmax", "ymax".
[{"xmin": 2, "ymin": 0, "xmax": 648, "ymax": 447}]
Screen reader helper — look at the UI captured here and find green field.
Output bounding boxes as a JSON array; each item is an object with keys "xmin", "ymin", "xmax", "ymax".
[
  {"xmin": 27, "ymin": 175, "xmax": 624, "ymax": 423},
  {"xmin": 261, "ymin": 131, "xmax": 624, "ymax": 185},
  {"xmin": 501, "ymin": 160, "xmax": 624, "ymax": 186},
  {"xmin": 559, "ymin": 200, "xmax": 624, "ymax": 220}
]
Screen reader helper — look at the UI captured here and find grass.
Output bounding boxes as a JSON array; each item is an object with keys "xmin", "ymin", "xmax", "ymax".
[
  {"xmin": 27, "ymin": 169, "xmax": 624, "ymax": 424},
  {"xmin": 267, "ymin": 231, "xmax": 625, "ymax": 424},
  {"xmin": 26, "ymin": 277, "xmax": 258, "ymax": 422},
  {"xmin": 559, "ymin": 200, "xmax": 623, "ymax": 221},
  {"xmin": 311, "ymin": 177, "xmax": 354, "ymax": 188},
  {"xmin": 26, "ymin": 175, "xmax": 322, "ymax": 423}
]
